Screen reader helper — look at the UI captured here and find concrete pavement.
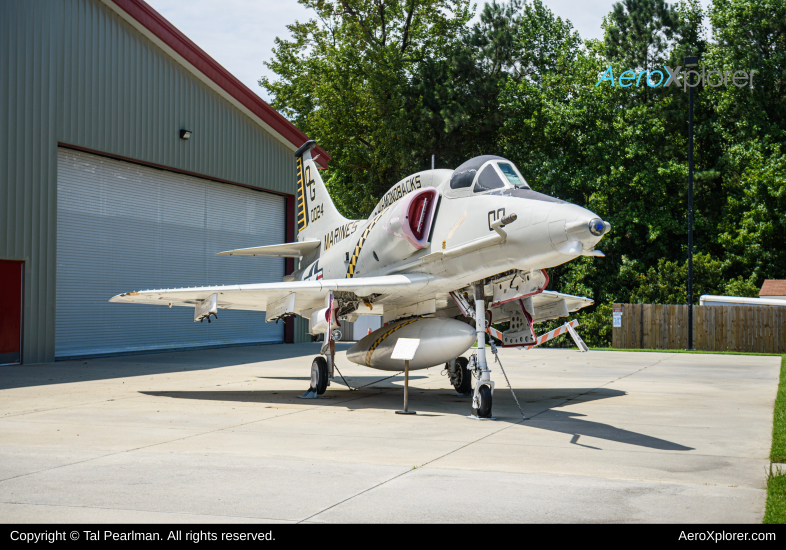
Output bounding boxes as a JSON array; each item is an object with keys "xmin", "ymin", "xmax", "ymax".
[{"xmin": 0, "ymin": 344, "xmax": 780, "ymax": 523}]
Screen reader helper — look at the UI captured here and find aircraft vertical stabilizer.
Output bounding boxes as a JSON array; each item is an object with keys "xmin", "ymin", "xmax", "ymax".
[{"xmin": 295, "ymin": 141, "xmax": 351, "ymax": 241}]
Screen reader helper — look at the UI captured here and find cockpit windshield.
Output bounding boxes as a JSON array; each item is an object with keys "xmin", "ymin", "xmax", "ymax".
[
  {"xmin": 474, "ymin": 165, "xmax": 505, "ymax": 192},
  {"xmin": 498, "ymin": 163, "xmax": 528, "ymax": 188},
  {"xmin": 449, "ymin": 155, "xmax": 531, "ymax": 195},
  {"xmin": 473, "ymin": 162, "xmax": 530, "ymax": 193}
]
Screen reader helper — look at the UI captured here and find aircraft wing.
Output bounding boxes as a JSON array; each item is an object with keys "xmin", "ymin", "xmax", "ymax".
[{"xmin": 109, "ymin": 273, "xmax": 437, "ymax": 315}]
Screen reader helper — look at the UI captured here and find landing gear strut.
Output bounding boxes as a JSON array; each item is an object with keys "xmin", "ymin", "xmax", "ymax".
[
  {"xmin": 300, "ymin": 293, "xmax": 337, "ymax": 399},
  {"xmin": 470, "ymin": 281, "xmax": 494, "ymax": 419}
]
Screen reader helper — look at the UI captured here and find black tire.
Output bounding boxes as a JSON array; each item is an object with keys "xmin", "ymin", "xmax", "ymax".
[
  {"xmin": 477, "ymin": 384, "xmax": 493, "ymax": 418},
  {"xmin": 451, "ymin": 357, "xmax": 472, "ymax": 395},
  {"xmin": 311, "ymin": 356, "xmax": 329, "ymax": 395}
]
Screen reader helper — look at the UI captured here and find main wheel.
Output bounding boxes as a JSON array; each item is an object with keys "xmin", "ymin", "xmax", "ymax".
[
  {"xmin": 477, "ymin": 384, "xmax": 493, "ymax": 418},
  {"xmin": 311, "ymin": 356, "xmax": 329, "ymax": 395},
  {"xmin": 451, "ymin": 357, "xmax": 472, "ymax": 395}
]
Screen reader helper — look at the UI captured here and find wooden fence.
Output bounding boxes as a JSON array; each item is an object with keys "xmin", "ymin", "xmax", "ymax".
[{"xmin": 611, "ymin": 303, "xmax": 786, "ymax": 353}]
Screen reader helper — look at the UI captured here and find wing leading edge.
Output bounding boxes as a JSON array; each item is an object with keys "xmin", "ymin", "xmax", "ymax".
[
  {"xmin": 215, "ymin": 240, "xmax": 321, "ymax": 258},
  {"xmin": 108, "ymin": 273, "xmax": 437, "ymax": 315}
]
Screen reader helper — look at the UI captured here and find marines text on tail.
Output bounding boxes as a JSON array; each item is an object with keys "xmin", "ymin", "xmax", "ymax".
[{"xmin": 111, "ymin": 140, "xmax": 610, "ymax": 418}]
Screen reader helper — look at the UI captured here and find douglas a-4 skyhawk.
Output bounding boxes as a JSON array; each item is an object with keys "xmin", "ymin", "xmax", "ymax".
[{"xmin": 111, "ymin": 141, "xmax": 610, "ymax": 418}]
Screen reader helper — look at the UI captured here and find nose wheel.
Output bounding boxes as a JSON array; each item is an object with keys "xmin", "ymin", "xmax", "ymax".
[{"xmin": 472, "ymin": 384, "xmax": 493, "ymax": 418}]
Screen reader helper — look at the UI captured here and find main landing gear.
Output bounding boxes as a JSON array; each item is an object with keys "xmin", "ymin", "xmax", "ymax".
[
  {"xmin": 448, "ymin": 356, "xmax": 472, "ymax": 395},
  {"xmin": 309, "ymin": 357, "xmax": 328, "ymax": 395},
  {"xmin": 300, "ymin": 334, "xmax": 335, "ymax": 399},
  {"xmin": 470, "ymin": 281, "xmax": 495, "ymax": 419},
  {"xmin": 300, "ymin": 351, "xmax": 333, "ymax": 399}
]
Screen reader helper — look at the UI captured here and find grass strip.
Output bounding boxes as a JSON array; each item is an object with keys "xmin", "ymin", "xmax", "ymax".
[
  {"xmin": 764, "ymin": 355, "xmax": 786, "ymax": 524},
  {"xmin": 764, "ymin": 472, "xmax": 786, "ymax": 524},
  {"xmin": 770, "ymin": 356, "xmax": 786, "ymax": 464}
]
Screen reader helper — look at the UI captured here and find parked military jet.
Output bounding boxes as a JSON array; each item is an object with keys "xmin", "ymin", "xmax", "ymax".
[{"xmin": 111, "ymin": 141, "xmax": 610, "ymax": 417}]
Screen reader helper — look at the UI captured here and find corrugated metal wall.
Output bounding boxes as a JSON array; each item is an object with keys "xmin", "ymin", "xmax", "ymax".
[
  {"xmin": 0, "ymin": 0, "xmax": 304, "ymax": 363},
  {"xmin": 56, "ymin": 148, "xmax": 285, "ymax": 357}
]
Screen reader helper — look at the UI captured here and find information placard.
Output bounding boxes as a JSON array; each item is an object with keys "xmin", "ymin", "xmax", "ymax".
[{"xmin": 391, "ymin": 338, "xmax": 420, "ymax": 361}]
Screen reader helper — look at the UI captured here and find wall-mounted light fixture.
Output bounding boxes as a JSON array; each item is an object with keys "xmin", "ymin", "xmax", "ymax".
[{"xmin": 179, "ymin": 129, "xmax": 192, "ymax": 140}]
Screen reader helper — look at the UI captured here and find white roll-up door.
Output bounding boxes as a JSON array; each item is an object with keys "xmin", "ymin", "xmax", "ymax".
[{"xmin": 56, "ymin": 148, "xmax": 285, "ymax": 358}]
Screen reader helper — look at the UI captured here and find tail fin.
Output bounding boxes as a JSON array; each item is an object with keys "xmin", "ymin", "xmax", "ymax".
[{"xmin": 295, "ymin": 141, "xmax": 350, "ymax": 241}]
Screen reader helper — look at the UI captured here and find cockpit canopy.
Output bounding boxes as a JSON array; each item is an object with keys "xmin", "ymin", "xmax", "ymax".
[{"xmin": 449, "ymin": 155, "xmax": 530, "ymax": 194}]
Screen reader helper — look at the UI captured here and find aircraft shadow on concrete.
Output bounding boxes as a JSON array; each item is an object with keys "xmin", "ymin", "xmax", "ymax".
[
  {"xmin": 255, "ymin": 375, "xmax": 429, "ymax": 387},
  {"xmin": 141, "ymin": 384, "xmax": 693, "ymax": 452},
  {"xmin": 0, "ymin": 342, "xmax": 342, "ymax": 390}
]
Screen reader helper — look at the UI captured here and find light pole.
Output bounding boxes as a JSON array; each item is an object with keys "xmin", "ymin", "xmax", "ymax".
[{"xmin": 685, "ymin": 55, "xmax": 698, "ymax": 350}]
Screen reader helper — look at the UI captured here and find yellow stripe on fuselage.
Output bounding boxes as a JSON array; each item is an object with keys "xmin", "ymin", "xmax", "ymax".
[
  {"xmin": 345, "ymin": 209, "xmax": 386, "ymax": 278},
  {"xmin": 365, "ymin": 318, "xmax": 420, "ymax": 367}
]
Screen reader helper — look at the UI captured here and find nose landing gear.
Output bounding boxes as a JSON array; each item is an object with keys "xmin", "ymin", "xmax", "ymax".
[
  {"xmin": 469, "ymin": 281, "xmax": 495, "ymax": 419},
  {"xmin": 475, "ymin": 384, "xmax": 493, "ymax": 418}
]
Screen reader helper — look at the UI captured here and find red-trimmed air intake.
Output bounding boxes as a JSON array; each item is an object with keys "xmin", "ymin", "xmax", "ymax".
[{"xmin": 402, "ymin": 189, "xmax": 438, "ymax": 248}]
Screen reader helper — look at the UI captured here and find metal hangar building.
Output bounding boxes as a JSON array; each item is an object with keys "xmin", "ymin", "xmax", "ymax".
[{"xmin": 0, "ymin": 0, "xmax": 329, "ymax": 364}]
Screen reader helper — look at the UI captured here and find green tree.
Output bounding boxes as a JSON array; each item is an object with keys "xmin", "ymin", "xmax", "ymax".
[
  {"xmin": 261, "ymin": 0, "xmax": 472, "ymax": 216},
  {"xmin": 717, "ymin": 143, "xmax": 786, "ymax": 281},
  {"xmin": 405, "ymin": 0, "xmax": 525, "ymax": 171},
  {"xmin": 619, "ymin": 253, "xmax": 759, "ymax": 303},
  {"xmin": 261, "ymin": 0, "xmax": 786, "ymax": 347},
  {"xmin": 605, "ymin": 0, "xmax": 681, "ymax": 72},
  {"xmin": 701, "ymin": 0, "xmax": 786, "ymax": 281}
]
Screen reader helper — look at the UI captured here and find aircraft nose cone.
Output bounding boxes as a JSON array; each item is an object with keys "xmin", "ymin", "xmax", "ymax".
[
  {"xmin": 544, "ymin": 206, "xmax": 610, "ymax": 256},
  {"xmin": 588, "ymin": 218, "xmax": 611, "ymax": 236}
]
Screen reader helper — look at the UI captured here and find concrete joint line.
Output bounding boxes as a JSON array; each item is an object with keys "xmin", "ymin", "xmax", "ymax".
[
  {"xmin": 298, "ymin": 417, "xmax": 526, "ymax": 523},
  {"xmin": 0, "ymin": 388, "xmax": 395, "ymax": 485}
]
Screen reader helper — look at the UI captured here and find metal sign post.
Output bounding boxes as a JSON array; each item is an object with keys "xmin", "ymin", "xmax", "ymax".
[
  {"xmin": 392, "ymin": 338, "xmax": 420, "ymax": 415},
  {"xmin": 685, "ymin": 55, "xmax": 699, "ymax": 351}
]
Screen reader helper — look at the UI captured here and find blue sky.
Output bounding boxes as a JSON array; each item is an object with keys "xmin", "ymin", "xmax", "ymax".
[{"xmin": 145, "ymin": 0, "xmax": 712, "ymax": 102}]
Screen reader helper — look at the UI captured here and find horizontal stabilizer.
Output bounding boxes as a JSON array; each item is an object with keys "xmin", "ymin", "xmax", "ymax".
[{"xmin": 216, "ymin": 240, "xmax": 321, "ymax": 258}]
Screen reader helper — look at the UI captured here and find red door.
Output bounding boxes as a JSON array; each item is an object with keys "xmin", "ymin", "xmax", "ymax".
[{"xmin": 0, "ymin": 260, "xmax": 23, "ymax": 365}]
